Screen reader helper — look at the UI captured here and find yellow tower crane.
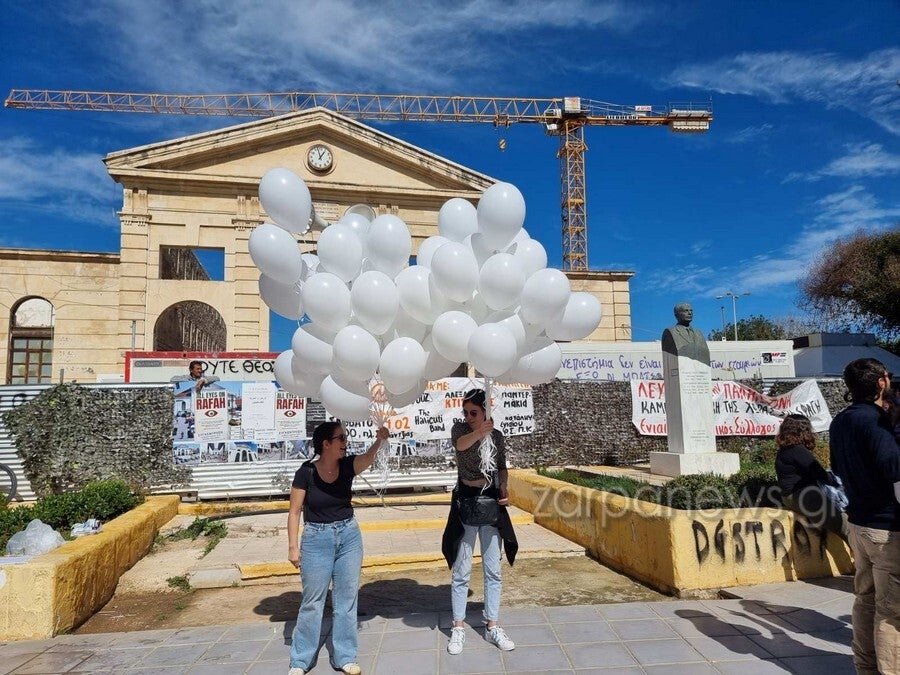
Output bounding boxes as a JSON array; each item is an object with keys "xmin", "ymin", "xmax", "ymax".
[{"xmin": 4, "ymin": 89, "xmax": 712, "ymax": 271}]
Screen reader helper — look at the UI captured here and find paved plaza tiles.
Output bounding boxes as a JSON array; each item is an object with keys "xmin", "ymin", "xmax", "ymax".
[{"xmin": 0, "ymin": 578, "xmax": 856, "ymax": 674}]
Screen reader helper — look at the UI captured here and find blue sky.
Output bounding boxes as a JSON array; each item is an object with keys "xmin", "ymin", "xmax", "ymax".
[{"xmin": 1, "ymin": 1, "xmax": 898, "ymax": 351}]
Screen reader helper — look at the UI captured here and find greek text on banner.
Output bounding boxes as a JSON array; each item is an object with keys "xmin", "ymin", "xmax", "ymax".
[{"xmin": 630, "ymin": 379, "xmax": 831, "ymax": 436}]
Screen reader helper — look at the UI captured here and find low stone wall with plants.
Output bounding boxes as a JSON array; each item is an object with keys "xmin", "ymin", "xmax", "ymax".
[
  {"xmin": 505, "ymin": 378, "xmax": 846, "ymax": 467},
  {"xmin": 507, "ymin": 469, "xmax": 852, "ymax": 594}
]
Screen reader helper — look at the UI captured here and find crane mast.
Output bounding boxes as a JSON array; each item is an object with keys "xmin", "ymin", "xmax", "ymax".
[{"xmin": 5, "ymin": 89, "xmax": 712, "ymax": 270}]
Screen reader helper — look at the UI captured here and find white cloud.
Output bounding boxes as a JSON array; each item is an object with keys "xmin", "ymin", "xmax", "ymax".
[
  {"xmin": 669, "ymin": 49, "xmax": 900, "ymax": 135},
  {"xmin": 786, "ymin": 142, "xmax": 900, "ymax": 182},
  {"xmin": 71, "ymin": 0, "xmax": 644, "ymax": 94},
  {"xmin": 726, "ymin": 124, "xmax": 774, "ymax": 144},
  {"xmin": 638, "ymin": 185, "xmax": 900, "ymax": 296},
  {"xmin": 0, "ymin": 137, "xmax": 118, "ymax": 226}
]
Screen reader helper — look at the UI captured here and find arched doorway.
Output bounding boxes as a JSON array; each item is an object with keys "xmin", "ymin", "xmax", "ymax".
[{"xmin": 154, "ymin": 301, "xmax": 226, "ymax": 352}]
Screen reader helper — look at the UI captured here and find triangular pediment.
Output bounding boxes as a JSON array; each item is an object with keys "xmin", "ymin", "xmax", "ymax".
[{"xmin": 104, "ymin": 108, "xmax": 494, "ymax": 194}]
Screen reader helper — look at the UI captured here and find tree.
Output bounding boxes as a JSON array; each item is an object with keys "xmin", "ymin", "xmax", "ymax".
[
  {"xmin": 708, "ymin": 314, "xmax": 786, "ymax": 341},
  {"xmin": 801, "ymin": 229, "xmax": 900, "ymax": 338}
]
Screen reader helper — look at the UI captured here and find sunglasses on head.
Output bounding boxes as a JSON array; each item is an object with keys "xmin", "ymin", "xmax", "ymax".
[{"xmin": 330, "ymin": 433, "xmax": 347, "ymax": 442}]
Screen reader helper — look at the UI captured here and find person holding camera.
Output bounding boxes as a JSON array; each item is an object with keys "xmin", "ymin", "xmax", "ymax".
[{"xmin": 441, "ymin": 388, "xmax": 518, "ymax": 656}]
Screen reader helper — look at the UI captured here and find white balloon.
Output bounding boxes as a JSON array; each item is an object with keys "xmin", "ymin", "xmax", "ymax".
[
  {"xmin": 512, "ymin": 228, "xmax": 530, "ymax": 244},
  {"xmin": 430, "ymin": 242, "xmax": 479, "ymax": 302},
  {"xmin": 507, "ymin": 338, "xmax": 562, "ymax": 385},
  {"xmin": 485, "ymin": 310, "xmax": 528, "ymax": 352},
  {"xmin": 477, "ymin": 182, "xmax": 525, "ymax": 250},
  {"xmin": 291, "ymin": 324, "xmax": 334, "ymax": 375},
  {"xmin": 387, "ymin": 382, "xmax": 426, "ymax": 410},
  {"xmin": 431, "ymin": 311, "xmax": 478, "ymax": 363},
  {"xmin": 395, "ymin": 265, "xmax": 447, "ymax": 324},
  {"xmin": 545, "ymin": 292, "xmax": 603, "ymax": 342},
  {"xmin": 259, "ymin": 168, "xmax": 313, "ymax": 234},
  {"xmin": 438, "ymin": 198, "xmax": 478, "ymax": 242},
  {"xmin": 301, "ymin": 272, "xmax": 351, "ymax": 332},
  {"xmin": 258, "ymin": 274, "xmax": 304, "ymax": 320},
  {"xmin": 478, "ymin": 253, "xmax": 526, "ymax": 310},
  {"xmin": 319, "ymin": 376, "xmax": 372, "ymax": 422},
  {"xmin": 274, "ymin": 350, "xmax": 323, "ymax": 397},
  {"xmin": 338, "ymin": 211, "xmax": 372, "ymax": 246},
  {"xmin": 461, "ymin": 292, "xmax": 492, "ymax": 325},
  {"xmin": 416, "ymin": 235, "xmax": 450, "ymax": 269},
  {"xmin": 508, "ymin": 238, "xmax": 548, "ymax": 277},
  {"xmin": 387, "ymin": 305, "xmax": 428, "ymax": 342},
  {"xmin": 468, "ymin": 323, "xmax": 518, "ymax": 377},
  {"xmin": 301, "ymin": 253, "xmax": 320, "ymax": 282},
  {"xmin": 332, "ymin": 325, "xmax": 381, "ymax": 381},
  {"xmin": 422, "ymin": 333, "xmax": 461, "ymax": 381},
  {"xmin": 379, "ymin": 337, "xmax": 427, "ymax": 394},
  {"xmin": 249, "ymin": 223, "xmax": 303, "ymax": 284},
  {"xmin": 366, "ymin": 214, "xmax": 412, "ymax": 278},
  {"xmin": 465, "ymin": 232, "xmax": 496, "ymax": 268},
  {"xmin": 351, "ymin": 270, "xmax": 399, "ymax": 335},
  {"xmin": 317, "ymin": 223, "xmax": 363, "ymax": 283},
  {"xmin": 519, "ymin": 268, "xmax": 571, "ymax": 327}
]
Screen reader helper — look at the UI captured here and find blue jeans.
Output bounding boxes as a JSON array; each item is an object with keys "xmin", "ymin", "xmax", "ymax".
[
  {"xmin": 451, "ymin": 524, "xmax": 502, "ymax": 622},
  {"xmin": 289, "ymin": 517, "xmax": 363, "ymax": 670}
]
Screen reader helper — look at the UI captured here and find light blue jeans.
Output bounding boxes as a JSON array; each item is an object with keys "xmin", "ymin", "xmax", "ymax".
[
  {"xmin": 451, "ymin": 524, "xmax": 502, "ymax": 622},
  {"xmin": 289, "ymin": 517, "xmax": 363, "ymax": 671}
]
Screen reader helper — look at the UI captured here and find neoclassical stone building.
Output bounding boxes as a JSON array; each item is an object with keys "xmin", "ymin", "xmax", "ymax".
[{"xmin": 0, "ymin": 109, "xmax": 633, "ymax": 384}]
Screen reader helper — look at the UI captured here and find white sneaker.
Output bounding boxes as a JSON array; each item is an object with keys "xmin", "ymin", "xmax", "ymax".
[
  {"xmin": 288, "ymin": 668, "xmax": 305, "ymax": 675},
  {"xmin": 333, "ymin": 664, "xmax": 361, "ymax": 675},
  {"xmin": 486, "ymin": 625, "xmax": 515, "ymax": 651},
  {"xmin": 447, "ymin": 626, "xmax": 466, "ymax": 655}
]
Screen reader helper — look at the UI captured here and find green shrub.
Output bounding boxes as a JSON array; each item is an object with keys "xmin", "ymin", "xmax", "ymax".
[
  {"xmin": 731, "ymin": 464, "xmax": 780, "ymax": 507},
  {"xmin": 0, "ymin": 480, "xmax": 142, "ymax": 552},
  {"xmin": 657, "ymin": 474, "xmax": 741, "ymax": 510},
  {"xmin": 537, "ymin": 469, "xmax": 658, "ymax": 501}
]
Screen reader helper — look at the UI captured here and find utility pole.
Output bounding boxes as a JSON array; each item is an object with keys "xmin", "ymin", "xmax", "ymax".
[{"xmin": 716, "ymin": 292, "xmax": 751, "ymax": 340}]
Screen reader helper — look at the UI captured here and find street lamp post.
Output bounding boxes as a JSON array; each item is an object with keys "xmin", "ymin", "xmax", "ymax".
[
  {"xmin": 719, "ymin": 305, "xmax": 727, "ymax": 340},
  {"xmin": 715, "ymin": 292, "xmax": 751, "ymax": 340}
]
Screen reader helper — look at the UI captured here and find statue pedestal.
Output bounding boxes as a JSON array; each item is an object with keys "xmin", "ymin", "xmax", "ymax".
[
  {"xmin": 650, "ymin": 350, "xmax": 739, "ymax": 478},
  {"xmin": 649, "ymin": 450, "xmax": 740, "ymax": 477}
]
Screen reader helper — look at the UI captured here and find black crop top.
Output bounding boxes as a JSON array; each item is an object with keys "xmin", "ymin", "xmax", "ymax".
[{"xmin": 292, "ymin": 457, "xmax": 356, "ymax": 523}]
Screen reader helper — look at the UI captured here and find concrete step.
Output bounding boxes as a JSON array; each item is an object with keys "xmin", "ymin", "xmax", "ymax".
[{"xmin": 186, "ymin": 506, "xmax": 584, "ymax": 589}]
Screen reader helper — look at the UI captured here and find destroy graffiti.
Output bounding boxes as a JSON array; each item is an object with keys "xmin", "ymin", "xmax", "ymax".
[{"xmin": 691, "ymin": 518, "xmax": 828, "ymax": 565}]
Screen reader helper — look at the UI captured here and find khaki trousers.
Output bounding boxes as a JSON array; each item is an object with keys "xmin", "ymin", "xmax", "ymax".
[{"xmin": 849, "ymin": 524, "xmax": 900, "ymax": 675}]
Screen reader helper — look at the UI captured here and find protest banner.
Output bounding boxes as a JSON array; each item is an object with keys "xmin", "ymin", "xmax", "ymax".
[{"xmin": 631, "ymin": 379, "xmax": 831, "ymax": 436}]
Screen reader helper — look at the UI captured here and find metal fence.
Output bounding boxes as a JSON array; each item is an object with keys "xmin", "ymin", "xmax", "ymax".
[{"xmin": 0, "ymin": 383, "xmax": 456, "ymax": 502}]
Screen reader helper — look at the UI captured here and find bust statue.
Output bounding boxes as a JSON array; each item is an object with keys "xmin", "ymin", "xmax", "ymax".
[{"xmin": 661, "ymin": 303, "xmax": 710, "ymax": 364}]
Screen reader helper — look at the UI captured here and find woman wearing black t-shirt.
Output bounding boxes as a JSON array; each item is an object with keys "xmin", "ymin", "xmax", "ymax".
[
  {"xmin": 775, "ymin": 414, "xmax": 848, "ymax": 540},
  {"xmin": 287, "ymin": 420, "xmax": 389, "ymax": 675}
]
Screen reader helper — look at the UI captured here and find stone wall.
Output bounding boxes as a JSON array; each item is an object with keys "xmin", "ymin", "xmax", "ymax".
[{"xmin": 505, "ymin": 378, "xmax": 849, "ymax": 468}]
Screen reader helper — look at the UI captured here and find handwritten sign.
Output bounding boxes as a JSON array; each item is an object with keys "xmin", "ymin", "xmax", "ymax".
[
  {"xmin": 631, "ymin": 379, "xmax": 831, "ymax": 436},
  {"xmin": 334, "ymin": 378, "xmax": 534, "ymax": 443}
]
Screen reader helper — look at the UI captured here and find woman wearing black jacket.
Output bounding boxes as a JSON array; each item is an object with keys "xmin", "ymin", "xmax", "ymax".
[
  {"xmin": 441, "ymin": 389, "xmax": 518, "ymax": 656},
  {"xmin": 775, "ymin": 414, "xmax": 848, "ymax": 540}
]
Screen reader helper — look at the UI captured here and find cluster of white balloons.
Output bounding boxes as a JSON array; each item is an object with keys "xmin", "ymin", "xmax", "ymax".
[{"xmin": 252, "ymin": 167, "xmax": 603, "ymax": 422}]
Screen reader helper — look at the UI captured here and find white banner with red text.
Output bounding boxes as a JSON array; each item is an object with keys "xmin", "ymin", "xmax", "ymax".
[{"xmin": 631, "ymin": 379, "xmax": 831, "ymax": 436}]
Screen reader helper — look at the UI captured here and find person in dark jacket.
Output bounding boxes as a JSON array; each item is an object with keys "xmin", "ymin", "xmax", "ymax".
[
  {"xmin": 775, "ymin": 414, "xmax": 848, "ymax": 540},
  {"xmin": 830, "ymin": 358, "xmax": 899, "ymax": 675},
  {"xmin": 441, "ymin": 388, "xmax": 518, "ymax": 656}
]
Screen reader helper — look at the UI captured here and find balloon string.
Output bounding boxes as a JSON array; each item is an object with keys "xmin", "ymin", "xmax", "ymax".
[
  {"xmin": 479, "ymin": 376, "xmax": 496, "ymax": 487},
  {"xmin": 369, "ymin": 381, "xmax": 393, "ymax": 494}
]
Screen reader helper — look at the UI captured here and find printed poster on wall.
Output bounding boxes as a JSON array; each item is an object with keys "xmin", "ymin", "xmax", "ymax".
[
  {"xmin": 171, "ymin": 379, "xmax": 310, "ymax": 467},
  {"xmin": 630, "ymin": 379, "xmax": 832, "ymax": 436}
]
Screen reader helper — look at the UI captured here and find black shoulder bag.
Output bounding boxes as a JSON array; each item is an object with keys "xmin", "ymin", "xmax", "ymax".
[{"xmin": 456, "ymin": 477, "xmax": 500, "ymax": 527}]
